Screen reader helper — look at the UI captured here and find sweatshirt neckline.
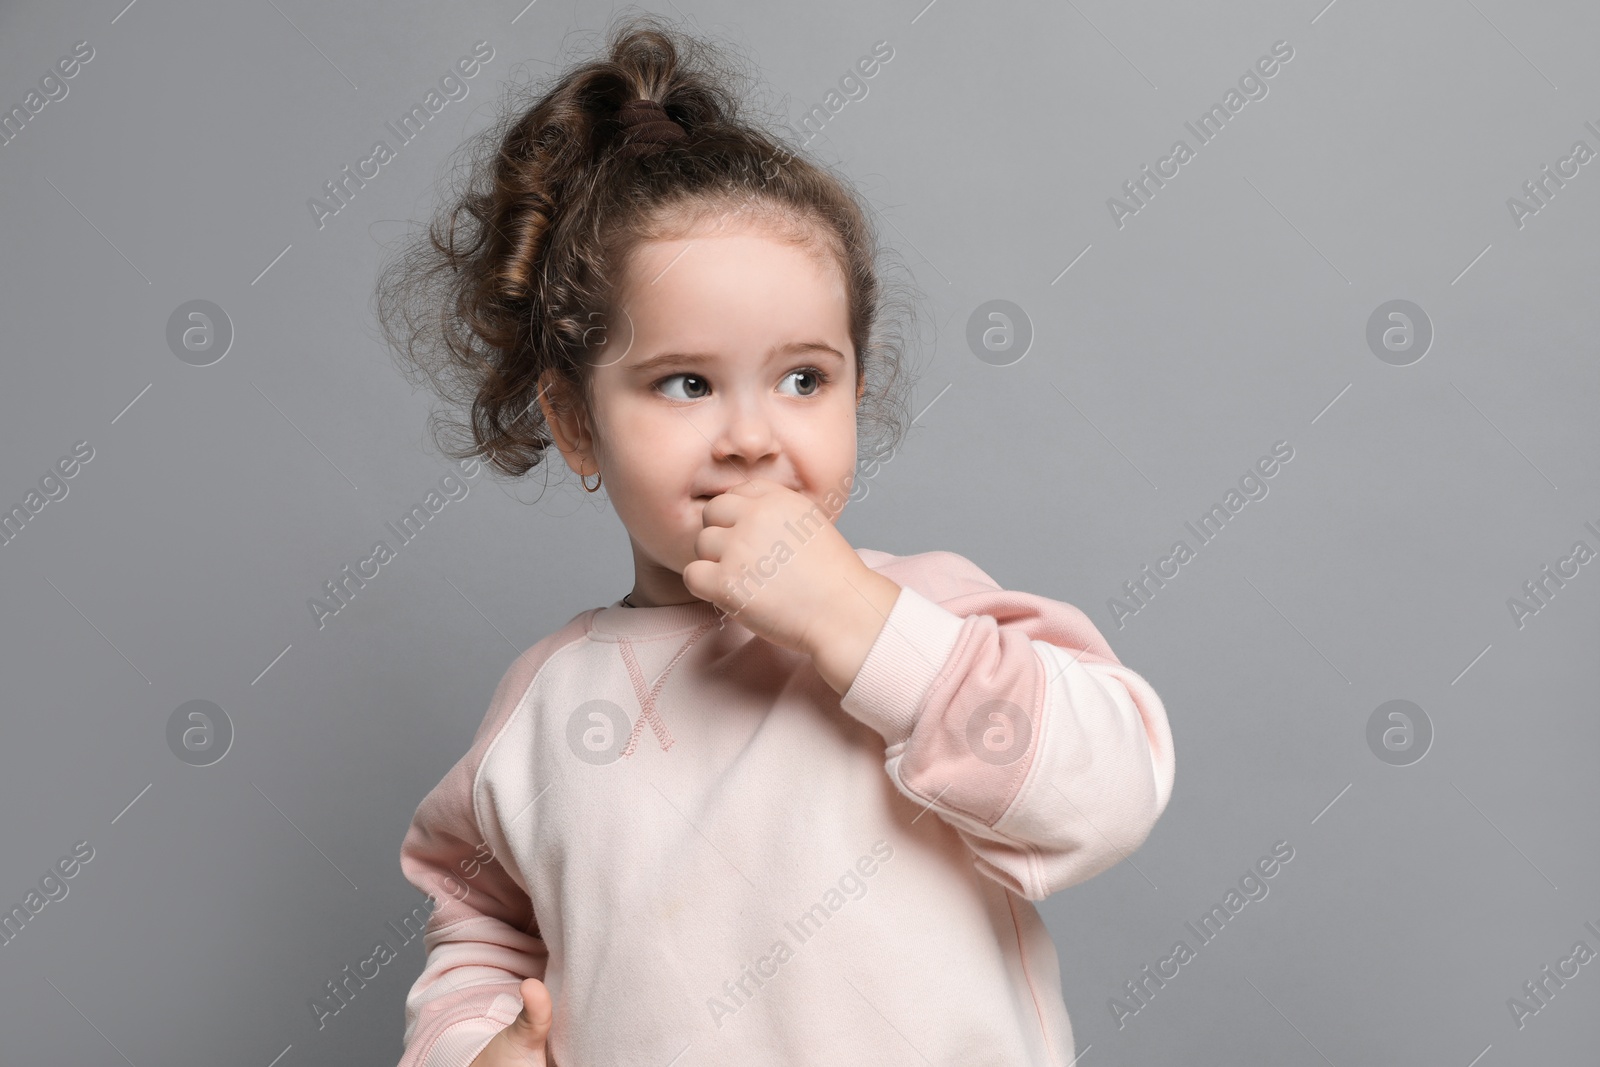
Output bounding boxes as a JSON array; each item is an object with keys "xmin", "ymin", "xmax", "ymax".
[
  {"xmin": 589, "ymin": 596, "xmax": 726, "ymax": 637},
  {"xmin": 587, "ymin": 548, "xmax": 888, "ymax": 638}
]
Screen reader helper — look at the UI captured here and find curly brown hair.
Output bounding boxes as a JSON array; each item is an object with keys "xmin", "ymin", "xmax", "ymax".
[{"xmin": 373, "ymin": 12, "xmax": 920, "ymax": 486}]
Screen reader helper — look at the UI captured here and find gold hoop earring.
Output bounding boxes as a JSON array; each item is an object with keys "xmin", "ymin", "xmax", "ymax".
[{"xmin": 581, "ymin": 469, "xmax": 602, "ymax": 493}]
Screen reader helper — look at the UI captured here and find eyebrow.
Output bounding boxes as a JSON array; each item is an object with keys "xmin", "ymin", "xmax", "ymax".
[{"xmin": 627, "ymin": 341, "xmax": 847, "ymax": 377}]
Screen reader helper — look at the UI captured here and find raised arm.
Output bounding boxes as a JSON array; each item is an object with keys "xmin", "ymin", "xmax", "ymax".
[{"xmin": 833, "ymin": 551, "xmax": 1176, "ymax": 900}]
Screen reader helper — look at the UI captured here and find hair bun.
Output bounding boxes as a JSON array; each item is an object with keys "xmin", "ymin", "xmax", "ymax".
[{"xmin": 615, "ymin": 98, "xmax": 687, "ymax": 158}]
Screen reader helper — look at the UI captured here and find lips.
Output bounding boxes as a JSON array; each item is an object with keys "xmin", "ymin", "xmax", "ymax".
[{"xmin": 694, "ymin": 481, "xmax": 803, "ymax": 499}]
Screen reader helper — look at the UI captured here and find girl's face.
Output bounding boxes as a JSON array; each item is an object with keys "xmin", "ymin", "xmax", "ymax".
[{"xmin": 541, "ymin": 215, "xmax": 864, "ymax": 607}]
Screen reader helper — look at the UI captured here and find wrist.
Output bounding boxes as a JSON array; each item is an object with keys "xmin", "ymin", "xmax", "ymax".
[{"xmin": 807, "ymin": 570, "xmax": 902, "ymax": 695}]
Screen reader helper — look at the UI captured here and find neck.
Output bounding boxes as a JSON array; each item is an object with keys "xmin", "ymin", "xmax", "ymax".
[
  {"xmin": 622, "ymin": 589, "xmax": 705, "ymax": 609},
  {"xmin": 624, "ymin": 537, "xmax": 704, "ymax": 608}
]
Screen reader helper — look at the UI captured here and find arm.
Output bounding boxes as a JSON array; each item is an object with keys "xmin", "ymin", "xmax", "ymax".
[
  {"xmin": 823, "ymin": 551, "xmax": 1176, "ymax": 901},
  {"xmin": 394, "ymin": 633, "xmax": 578, "ymax": 1067},
  {"xmin": 396, "ymin": 754, "xmax": 549, "ymax": 1067}
]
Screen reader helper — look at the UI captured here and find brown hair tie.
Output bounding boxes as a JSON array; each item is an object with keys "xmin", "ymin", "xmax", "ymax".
[{"xmin": 616, "ymin": 98, "xmax": 687, "ymax": 158}]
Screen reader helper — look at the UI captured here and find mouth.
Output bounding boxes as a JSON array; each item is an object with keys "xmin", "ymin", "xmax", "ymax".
[{"xmin": 696, "ymin": 482, "xmax": 805, "ymax": 499}]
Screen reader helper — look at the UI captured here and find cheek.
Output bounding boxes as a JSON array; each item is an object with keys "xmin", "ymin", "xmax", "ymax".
[
  {"xmin": 610, "ymin": 429, "xmax": 692, "ymax": 500},
  {"xmin": 796, "ymin": 421, "xmax": 857, "ymax": 494},
  {"xmin": 822, "ymin": 405, "xmax": 859, "ymax": 455}
]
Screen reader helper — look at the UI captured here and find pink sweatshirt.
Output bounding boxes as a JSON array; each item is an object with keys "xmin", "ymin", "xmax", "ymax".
[{"xmin": 396, "ymin": 547, "xmax": 1175, "ymax": 1066}]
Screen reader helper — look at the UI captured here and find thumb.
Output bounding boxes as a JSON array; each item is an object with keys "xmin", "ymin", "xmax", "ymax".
[{"xmin": 501, "ymin": 977, "xmax": 553, "ymax": 1052}]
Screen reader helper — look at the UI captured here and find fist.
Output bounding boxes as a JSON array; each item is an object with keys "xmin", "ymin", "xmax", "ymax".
[
  {"xmin": 683, "ymin": 477, "xmax": 860, "ymax": 655},
  {"xmin": 467, "ymin": 978, "xmax": 555, "ymax": 1067}
]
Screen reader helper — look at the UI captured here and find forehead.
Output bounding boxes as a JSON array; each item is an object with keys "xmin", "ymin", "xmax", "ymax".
[
  {"xmin": 624, "ymin": 206, "xmax": 842, "ymax": 284},
  {"xmin": 614, "ymin": 221, "xmax": 850, "ymax": 351}
]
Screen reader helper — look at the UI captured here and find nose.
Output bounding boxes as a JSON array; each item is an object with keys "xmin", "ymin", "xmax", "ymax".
[{"xmin": 704, "ymin": 388, "xmax": 780, "ymax": 470}]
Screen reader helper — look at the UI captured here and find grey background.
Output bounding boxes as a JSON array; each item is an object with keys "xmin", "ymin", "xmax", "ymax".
[{"xmin": 1, "ymin": 0, "xmax": 1596, "ymax": 1064}]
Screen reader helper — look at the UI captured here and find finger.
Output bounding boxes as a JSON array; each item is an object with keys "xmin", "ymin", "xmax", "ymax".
[
  {"xmin": 712, "ymin": 477, "xmax": 770, "ymax": 498},
  {"xmin": 693, "ymin": 525, "xmax": 726, "ymax": 563},
  {"xmin": 698, "ymin": 493, "xmax": 744, "ymax": 528},
  {"xmin": 681, "ymin": 558, "xmax": 720, "ymax": 605},
  {"xmin": 502, "ymin": 977, "xmax": 553, "ymax": 1052}
]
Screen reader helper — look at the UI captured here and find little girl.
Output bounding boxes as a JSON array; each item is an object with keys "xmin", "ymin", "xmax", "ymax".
[{"xmin": 380, "ymin": 15, "xmax": 1175, "ymax": 1067}]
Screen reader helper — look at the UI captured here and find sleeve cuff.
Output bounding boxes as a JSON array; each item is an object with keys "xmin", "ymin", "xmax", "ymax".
[
  {"xmin": 838, "ymin": 583, "xmax": 966, "ymax": 747},
  {"xmin": 423, "ymin": 991, "xmax": 524, "ymax": 1067}
]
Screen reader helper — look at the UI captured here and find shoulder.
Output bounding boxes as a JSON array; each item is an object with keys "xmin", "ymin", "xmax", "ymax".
[
  {"xmin": 402, "ymin": 609, "xmax": 599, "ymax": 848},
  {"xmin": 856, "ymin": 546, "xmax": 1002, "ymax": 603},
  {"xmin": 465, "ymin": 609, "xmax": 598, "ymax": 752}
]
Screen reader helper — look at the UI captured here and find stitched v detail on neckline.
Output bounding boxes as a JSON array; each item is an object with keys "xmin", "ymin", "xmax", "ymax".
[{"xmin": 616, "ymin": 620, "xmax": 716, "ymax": 756}]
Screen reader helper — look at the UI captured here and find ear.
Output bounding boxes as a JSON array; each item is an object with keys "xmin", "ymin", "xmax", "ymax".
[{"xmin": 536, "ymin": 369, "xmax": 597, "ymax": 478}]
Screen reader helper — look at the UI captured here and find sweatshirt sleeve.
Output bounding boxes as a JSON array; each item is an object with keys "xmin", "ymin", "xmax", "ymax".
[
  {"xmin": 395, "ymin": 645, "xmax": 561, "ymax": 1067},
  {"xmin": 838, "ymin": 550, "xmax": 1176, "ymax": 901}
]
